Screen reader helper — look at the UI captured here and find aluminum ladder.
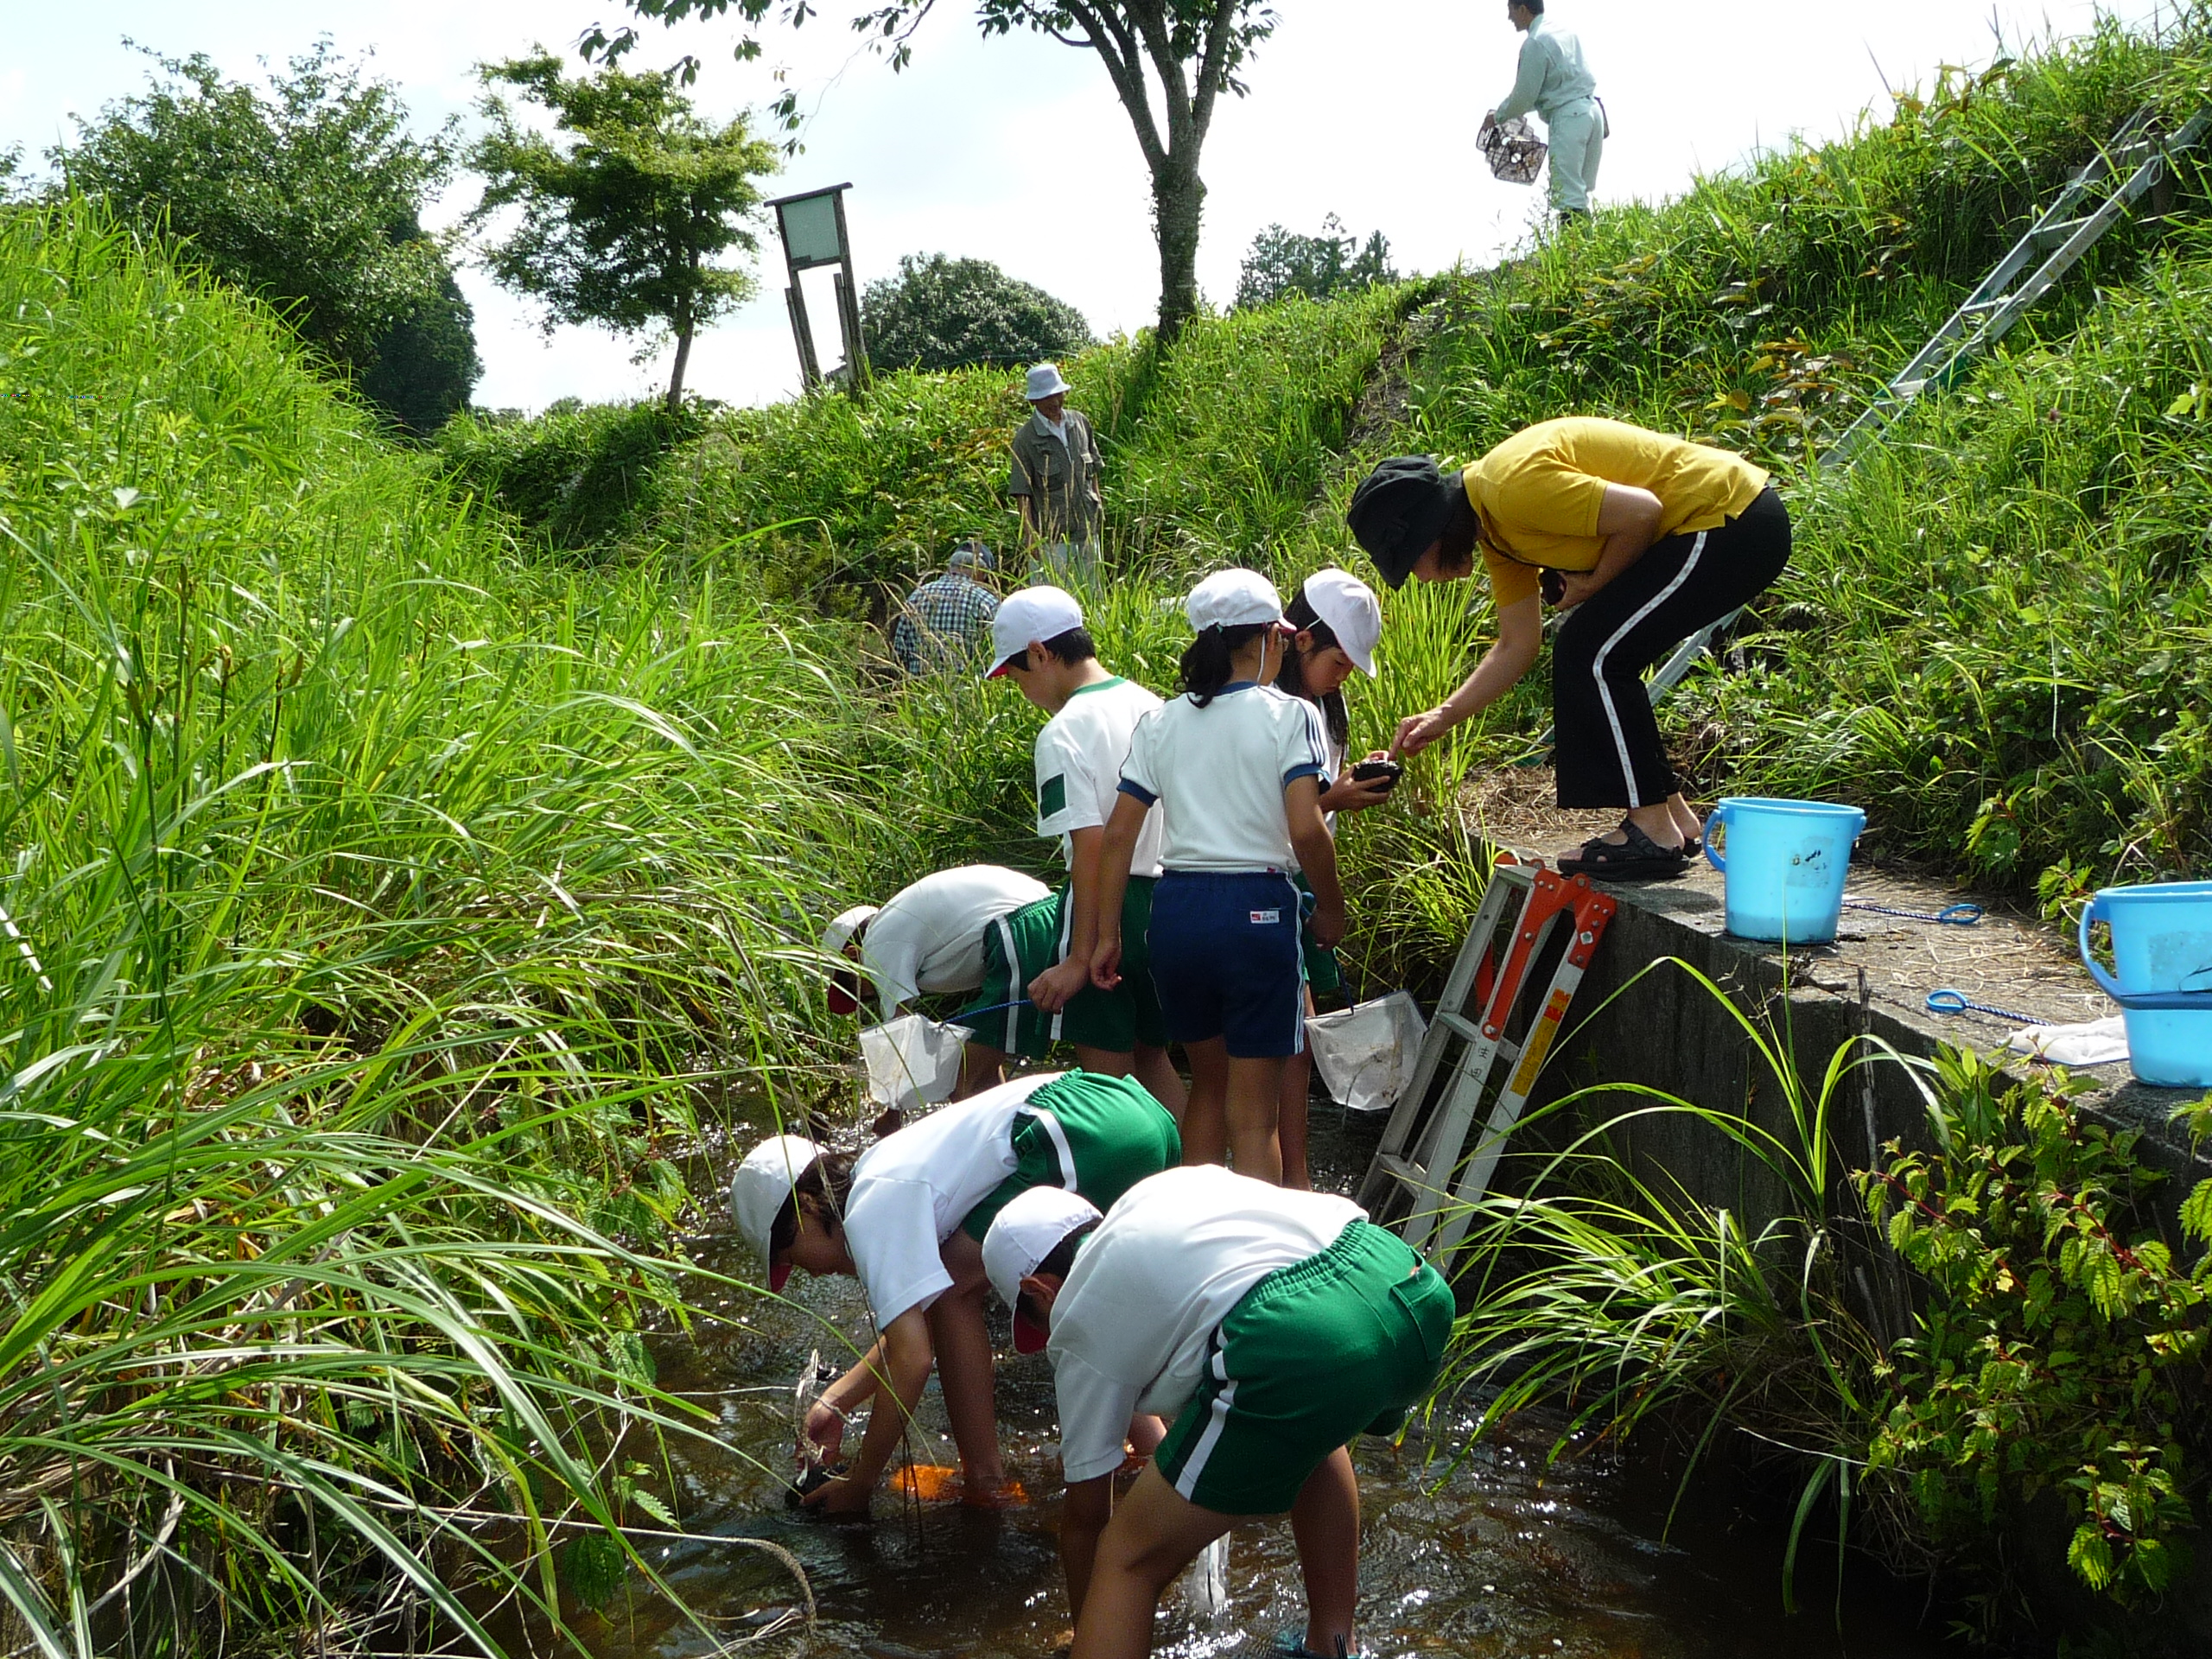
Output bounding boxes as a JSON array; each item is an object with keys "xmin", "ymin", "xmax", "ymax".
[
  {"xmin": 1630, "ymin": 101, "xmax": 2209, "ymax": 720},
  {"xmin": 1357, "ymin": 859, "xmax": 1618, "ymax": 1262}
]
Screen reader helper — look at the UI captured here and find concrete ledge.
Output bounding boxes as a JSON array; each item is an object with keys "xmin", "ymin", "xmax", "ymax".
[{"xmin": 1496, "ymin": 848, "xmax": 2209, "ymax": 1215}]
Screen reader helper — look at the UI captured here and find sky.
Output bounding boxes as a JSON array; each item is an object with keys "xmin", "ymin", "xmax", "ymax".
[{"xmin": 1, "ymin": 2, "xmax": 2182, "ymax": 412}]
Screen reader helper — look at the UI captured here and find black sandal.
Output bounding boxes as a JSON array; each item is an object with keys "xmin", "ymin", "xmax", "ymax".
[{"xmin": 1558, "ymin": 819, "xmax": 1689, "ymax": 880}]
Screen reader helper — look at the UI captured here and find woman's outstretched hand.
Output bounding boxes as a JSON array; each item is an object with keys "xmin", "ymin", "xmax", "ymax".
[{"xmin": 1394, "ymin": 707, "xmax": 1455, "ymax": 759}]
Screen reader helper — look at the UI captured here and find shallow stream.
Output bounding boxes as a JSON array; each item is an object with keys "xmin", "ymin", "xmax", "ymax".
[{"xmin": 574, "ymin": 1112, "xmax": 1959, "ymax": 1659}]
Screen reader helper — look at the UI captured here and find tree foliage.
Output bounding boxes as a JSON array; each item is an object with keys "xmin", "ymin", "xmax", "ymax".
[
  {"xmin": 861, "ymin": 253, "xmax": 1091, "ymax": 373},
  {"xmin": 467, "ymin": 53, "xmax": 779, "ymax": 410},
  {"xmin": 51, "ymin": 41, "xmax": 474, "ymax": 434},
  {"xmin": 595, "ymin": 1, "xmax": 1278, "ymax": 343},
  {"xmin": 1234, "ymin": 214, "xmax": 1396, "ymax": 310}
]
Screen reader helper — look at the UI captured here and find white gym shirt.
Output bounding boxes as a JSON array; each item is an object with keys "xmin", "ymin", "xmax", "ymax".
[
  {"xmin": 1044, "ymin": 1166, "xmax": 1361, "ymax": 1484},
  {"xmin": 1118, "ymin": 683, "xmax": 1331, "ymax": 871},
  {"xmin": 1035, "ymin": 677, "xmax": 1166, "ymax": 877},
  {"xmin": 861, "ymin": 864, "xmax": 1051, "ymax": 1013},
  {"xmin": 844, "ymin": 1071, "xmax": 1067, "ymax": 1329}
]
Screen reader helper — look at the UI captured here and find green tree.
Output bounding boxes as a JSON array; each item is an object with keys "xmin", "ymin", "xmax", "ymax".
[
  {"xmin": 591, "ymin": 2, "xmax": 1278, "ymax": 345},
  {"xmin": 1234, "ymin": 214, "xmax": 1396, "ymax": 310},
  {"xmin": 467, "ymin": 53, "xmax": 779, "ymax": 411},
  {"xmin": 53, "ymin": 41, "xmax": 474, "ymax": 431},
  {"xmin": 861, "ymin": 252, "xmax": 1091, "ymax": 372},
  {"xmin": 359, "ymin": 259, "xmax": 485, "ymax": 438}
]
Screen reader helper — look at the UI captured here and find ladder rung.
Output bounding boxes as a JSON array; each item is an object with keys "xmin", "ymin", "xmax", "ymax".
[
  {"xmin": 1961, "ymin": 298, "xmax": 2005, "ymax": 314},
  {"xmin": 1371, "ymin": 1153, "xmax": 1425, "ymax": 1188},
  {"xmin": 1436, "ymin": 1011, "xmax": 1485, "ymax": 1042},
  {"xmin": 2031, "ymin": 217, "xmax": 2093, "ymax": 244}
]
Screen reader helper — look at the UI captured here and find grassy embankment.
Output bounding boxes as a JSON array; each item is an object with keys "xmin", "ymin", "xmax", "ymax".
[{"xmin": 0, "ymin": 202, "xmax": 916, "ymax": 1654}]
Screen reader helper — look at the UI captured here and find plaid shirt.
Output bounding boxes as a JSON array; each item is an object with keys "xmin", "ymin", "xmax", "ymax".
[{"xmin": 891, "ymin": 572, "xmax": 999, "ymax": 676}]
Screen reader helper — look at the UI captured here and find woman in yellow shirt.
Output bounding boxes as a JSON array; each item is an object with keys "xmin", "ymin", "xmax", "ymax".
[{"xmin": 1345, "ymin": 417, "xmax": 1792, "ymax": 878}]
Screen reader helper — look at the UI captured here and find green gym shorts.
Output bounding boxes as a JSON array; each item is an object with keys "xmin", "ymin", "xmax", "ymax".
[
  {"xmin": 958, "ymin": 1070, "xmax": 1182, "ymax": 1241},
  {"xmin": 1154, "ymin": 1219, "xmax": 1453, "ymax": 1515},
  {"xmin": 1292, "ymin": 871, "xmax": 1342, "ymax": 999},
  {"xmin": 958, "ymin": 878, "xmax": 1166, "ymax": 1058}
]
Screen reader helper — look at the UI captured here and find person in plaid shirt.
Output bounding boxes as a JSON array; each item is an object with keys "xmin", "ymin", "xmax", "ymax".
[{"xmin": 893, "ymin": 543, "xmax": 1000, "ymax": 676}]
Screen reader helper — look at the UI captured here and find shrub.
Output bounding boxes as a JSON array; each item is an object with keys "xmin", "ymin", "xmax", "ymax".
[
  {"xmin": 861, "ymin": 252, "xmax": 1092, "ymax": 373},
  {"xmin": 435, "ymin": 397, "xmax": 709, "ymax": 551}
]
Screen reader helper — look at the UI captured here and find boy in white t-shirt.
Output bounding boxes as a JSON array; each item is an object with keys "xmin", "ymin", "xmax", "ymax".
[
  {"xmin": 982, "ymin": 586, "xmax": 1185, "ymax": 1117},
  {"xmin": 823, "ymin": 863, "xmax": 1051, "ymax": 1097},
  {"xmin": 728, "ymin": 1071, "xmax": 1180, "ymax": 1516},
  {"xmin": 1089, "ymin": 570, "xmax": 1346, "ymax": 1184},
  {"xmin": 981, "ymin": 1167, "xmax": 1452, "ymax": 1658}
]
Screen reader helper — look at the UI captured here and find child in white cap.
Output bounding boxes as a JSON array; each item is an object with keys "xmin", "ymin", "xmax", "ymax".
[
  {"xmin": 1267, "ymin": 568, "xmax": 1395, "ymax": 1187},
  {"xmin": 980, "ymin": 1167, "xmax": 1452, "ymax": 1658},
  {"xmin": 1088, "ymin": 569, "xmax": 1345, "ymax": 1183},
  {"xmin": 982, "ymin": 584, "xmax": 1185, "ymax": 1116},
  {"xmin": 823, "ymin": 863, "xmax": 1050, "ymax": 1098},
  {"xmin": 727, "ymin": 1070, "xmax": 1179, "ymax": 1516}
]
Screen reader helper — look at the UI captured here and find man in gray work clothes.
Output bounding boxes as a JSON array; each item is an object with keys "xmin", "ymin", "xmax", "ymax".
[
  {"xmin": 1007, "ymin": 362, "xmax": 1104, "ymax": 584},
  {"xmin": 1485, "ymin": 0, "xmax": 1604, "ymax": 222}
]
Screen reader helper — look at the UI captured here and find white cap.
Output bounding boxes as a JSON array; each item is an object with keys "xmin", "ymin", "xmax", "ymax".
[
  {"xmin": 982, "ymin": 1185, "xmax": 1103, "ymax": 1353},
  {"xmin": 1301, "ymin": 568, "xmax": 1382, "ymax": 677},
  {"xmin": 729, "ymin": 1135, "xmax": 824, "ymax": 1291},
  {"xmin": 1025, "ymin": 363, "xmax": 1071, "ymax": 401},
  {"xmin": 1184, "ymin": 568, "xmax": 1285, "ymax": 633},
  {"xmin": 985, "ymin": 585, "xmax": 1086, "ymax": 678},
  {"xmin": 822, "ymin": 905, "xmax": 879, "ymax": 956}
]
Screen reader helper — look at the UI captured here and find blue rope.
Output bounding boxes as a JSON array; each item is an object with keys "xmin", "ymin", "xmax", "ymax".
[
  {"xmin": 1926, "ymin": 988, "xmax": 2050, "ymax": 1027},
  {"xmin": 1843, "ymin": 898, "xmax": 1984, "ymax": 926},
  {"xmin": 950, "ymin": 997, "xmax": 1033, "ymax": 1020}
]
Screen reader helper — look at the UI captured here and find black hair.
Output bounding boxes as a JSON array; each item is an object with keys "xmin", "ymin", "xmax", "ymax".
[
  {"xmin": 1038, "ymin": 626, "xmax": 1096, "ymax": 668},
  {"xmin": 768, "ymin": 1152, "xmax": 856, "ymax": 1256},
  {"xmin": 1179, "ymin": 622, "xmax": 1272, "ymax": 707},
  {"xmin": 1015, "ymin": 1218, "xmax": 1100, "ymax": 1329},
  {"xmin": 1276, "ymin": 593, "xmax": 1351, "ymax": 751},
  {"xmin": 1520, "ymin": 0, "xmax": 1545, "ymax": 13},
  {"xmin": 1435, "ymin": 490, "xmax": 1480, "ymax": 578}
]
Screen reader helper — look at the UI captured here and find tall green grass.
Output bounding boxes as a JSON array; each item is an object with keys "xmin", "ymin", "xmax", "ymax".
[{"xmin": 0, "ymin": 200, "xmax": 907, "ymax": 1651}]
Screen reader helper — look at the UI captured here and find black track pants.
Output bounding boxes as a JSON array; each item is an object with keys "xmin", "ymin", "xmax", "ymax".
[{"xmin": 1551, "ymin": 486, "xmax": 1791, "ymax": 810}]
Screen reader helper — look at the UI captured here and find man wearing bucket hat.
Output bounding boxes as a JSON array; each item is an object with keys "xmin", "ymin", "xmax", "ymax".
[
  {"xmin": 1009, "ymin": 363, "xmax": 1104, "ymax": 582},
  {"xmin": 1346, "ymin": 419, "xmax": 1790, "ymax": 880},
  {"xmin": 982, "ymin": 585, "xmax": 1186, "ymax": 1116},
  {"xmin": 728, "ymin": 1070, "xmax": 1180, "ymax": 1516},
  {"xmin": 1484, "ymin": 1, "xmax": 1606, "ymax": 223},
  {"xmin": 981, "ymin": 1167, "xmax": 1452, "ymax": 1658},
  {"xmin": 825, "ymin": 863, "xmax": 1051, "ymax": 1097}
]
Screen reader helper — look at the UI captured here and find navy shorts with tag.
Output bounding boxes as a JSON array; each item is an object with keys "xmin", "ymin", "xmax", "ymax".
[{"xmin": 1146, "ymin": 871, "xmax": 1306, "ymax": 1058}]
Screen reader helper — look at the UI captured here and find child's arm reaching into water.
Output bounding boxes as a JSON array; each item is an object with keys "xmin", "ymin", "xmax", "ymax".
[
  {"xmin": 1086, "ymin": 793, "xmax": 1148, "ymax": 990},
  {"xmin": 1285, "ymin": 776, "xmax": 1346, "ymax": 949}
]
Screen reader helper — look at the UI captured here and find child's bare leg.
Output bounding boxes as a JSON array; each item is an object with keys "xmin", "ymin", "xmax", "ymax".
[
  {"xmin": 1289, "ymin": 1448, "xmax": 1360, "ymax": 1656},
  {"xmin": 927, "ymin": 1230, "xmax": 1006, "ymax": 1491},
  {"xmin": 1133, "ymin": 1043, "xmax": 1189, "ymax": 1122},
  {"xmin": 1070, "ymin": 1465, "xmax": 1236, "ymax": 1659},
  {"xmin": 954, "ymin": 1043, "xmax": 1007, "ymax": 1100},
  {"xmin": 1179, "ymin": 1038, "xmax": 1229, "ymax": 1166},
  {"xmin": 1225, "ymin": 1054, "xmax": 1286, "ymax": 1184},
  {"xmin": 1072, "ymin": 1044, "xmax": 1133, "ymax": 1077},
  {"xmin": 1277, "ymin": 988, "xmax": 1317, "ymax": 1189}
]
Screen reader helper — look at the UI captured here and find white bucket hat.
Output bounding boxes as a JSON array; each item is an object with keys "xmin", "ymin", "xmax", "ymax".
[
  {"xmin": 1024, "ymin": 363, "xmax": 1071, "ymax": 401},
  {"xmin": 730, "ymin": 1134, "xmax": 824, "ymax": 1291},
  {"xmin": 982, "ymin": 1185, "xmax": 1103, "ymax": 1353},
  {"xmin": 1301, "ymin": 568, "xmax": 1382, "ymax": 677},
  {"xmin": 1184, "ymin": 568, "xmax": 1285, "ymax": 633}
]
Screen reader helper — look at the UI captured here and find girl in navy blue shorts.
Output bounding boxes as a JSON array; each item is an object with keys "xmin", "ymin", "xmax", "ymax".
[{"xmin": 1088, "ymin": 569, "xmax": 1347, "ymax": 1183}]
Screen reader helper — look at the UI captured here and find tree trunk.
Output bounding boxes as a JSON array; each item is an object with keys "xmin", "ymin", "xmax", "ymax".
[
  {"xmin": 666, "ymin": 318, "xmax": 695, "ymax": 412},
  {"xmin": 1151, "ymin": 155, "xmax": 1205, "ymax": 346}
]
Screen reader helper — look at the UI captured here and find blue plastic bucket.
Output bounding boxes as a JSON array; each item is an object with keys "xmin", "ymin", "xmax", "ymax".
[
  {"xmin": 1702, "ymin": 798, "xmax": 1866, "ymax": 944},
  {"xmin": 2078, "ymin": 881, "xmax": 2212, "ymax": 1088}
]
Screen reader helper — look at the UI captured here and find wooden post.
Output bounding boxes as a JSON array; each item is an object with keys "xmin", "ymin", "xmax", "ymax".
[
  {"xmin": 785, "ymin": 283, "xmax": 821, "ymax": 388},
  {"xmin": 831, "ymin": 188, "xmax": 870, "ymax": 394}
]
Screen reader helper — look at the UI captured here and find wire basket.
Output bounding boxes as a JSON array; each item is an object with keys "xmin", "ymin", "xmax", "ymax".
[{"xmin": 1480, "ymin": 116, "xmax": 1548, "ymax": 186}]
